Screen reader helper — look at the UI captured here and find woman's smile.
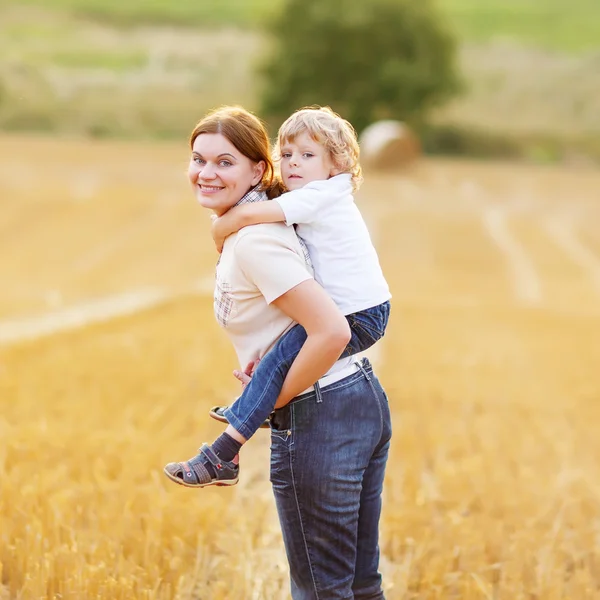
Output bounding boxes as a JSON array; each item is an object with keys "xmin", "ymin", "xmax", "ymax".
[
  {"xmin": 198, "ymin": 184, "xmax": 225, "ymax": 194},
  {"xmin": 187, "ymin": 132, "xmax": 265, "ymax": 216}
]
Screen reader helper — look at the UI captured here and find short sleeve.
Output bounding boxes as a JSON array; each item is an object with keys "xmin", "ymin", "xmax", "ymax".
[
  {"xmin": 274, "ymin": 186, "xmax": 327, "ymax": 226},
  {"xmin": 234, "ymin": 227, "xmax": 313, "ymax": 304}
]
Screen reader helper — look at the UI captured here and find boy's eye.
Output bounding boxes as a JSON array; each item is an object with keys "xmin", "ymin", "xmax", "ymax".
[
  {"xmin": 281, "ymin": 152, "xmax": 292, "ymax": 158},
  {"xmin": 302, "ymin": 153, "xmax": 314, "ymax": 158}
]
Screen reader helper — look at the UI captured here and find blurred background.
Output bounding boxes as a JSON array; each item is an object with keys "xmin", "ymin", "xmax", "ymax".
[
  {"xmin": 1, "ymin": 1, "xmax": 600, "ymax": 599},
  {"xmin": 0, "ymin": 0, "xmax": 598, "ymax": 161}
]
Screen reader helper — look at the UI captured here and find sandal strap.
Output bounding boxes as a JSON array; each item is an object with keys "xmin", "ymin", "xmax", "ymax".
[
  {"xmin": 198, "ymin": 443, "xmax": 224, "ymax": 470},
  {"xmin": 180, "ymin": 456, "xmax": 213, "ymax": 485}
]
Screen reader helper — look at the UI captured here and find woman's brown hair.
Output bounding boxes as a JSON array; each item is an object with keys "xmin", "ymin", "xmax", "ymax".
[{"xmin": 190, "ymin": 106, "xmax": 285, "ymax": 198}]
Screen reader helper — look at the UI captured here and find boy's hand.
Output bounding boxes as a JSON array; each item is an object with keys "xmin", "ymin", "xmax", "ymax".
[
  {"xmin": 232, "ymin": 359, "xmax": 260, "ymax": 391},
  {"xmin": 210, "ymin": 215, "xmax": 227, "ymax": 254}
]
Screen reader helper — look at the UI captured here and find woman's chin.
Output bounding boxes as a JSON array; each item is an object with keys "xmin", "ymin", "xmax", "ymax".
[{"xmin": 196, "ymin": 195, "xmax": 219, "ymax": 210}]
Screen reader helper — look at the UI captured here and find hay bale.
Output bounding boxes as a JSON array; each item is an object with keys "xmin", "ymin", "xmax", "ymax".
[{"xmin": 359, "ymin": 120, "xmax": 421, "ymax": 170}]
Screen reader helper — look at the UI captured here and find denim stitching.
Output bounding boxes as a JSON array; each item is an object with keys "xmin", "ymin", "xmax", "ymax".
[
  {"xmin": 221, "ymin": 410, "xmax": 252, "ymax": 440},
  {"xmin": 288, "ymin": 404, "xmax": 321, "ymax": 597},
  {"xmin": 364, "ymin": 371, "xmax": 384, "ymax": 436},
  {"xmin": 270, "ymin": 429, "xmax": 289, "ymax": 442}
]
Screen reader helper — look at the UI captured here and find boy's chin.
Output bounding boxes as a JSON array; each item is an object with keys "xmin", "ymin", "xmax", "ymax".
[{"xmin": 285, "ymin": 179, "xmax": 304, "ymax": 191}]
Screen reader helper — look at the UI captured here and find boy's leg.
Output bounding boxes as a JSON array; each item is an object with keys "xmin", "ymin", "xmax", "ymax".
[
  {"xmin": 222, "ymin": 323, "xmax": 307, "ymax": 439},
  {"xmin": 215, "ymin": 301, "xmax": 392, "ymax": 430},
  {"xmin": 342, "ymin": 301, "xmax": 391, "ymax": 358},
  {"xmin": 164, "ymin": 324, "xmax": 307, "ymax": 487}
]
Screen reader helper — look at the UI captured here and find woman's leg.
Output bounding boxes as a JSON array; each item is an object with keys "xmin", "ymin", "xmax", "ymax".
[
  {"xmin": 352, "ymin": 372, "xmax": 392, "ymax": 599},
  {"xmin": 270, "ymin": 359, "xmax": 390, "ymax": 599}
]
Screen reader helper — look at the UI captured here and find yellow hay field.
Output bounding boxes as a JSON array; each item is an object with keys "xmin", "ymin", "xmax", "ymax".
[{"xmin": 1, "ymin": 135, "xmax": 599, "ymax": 599}]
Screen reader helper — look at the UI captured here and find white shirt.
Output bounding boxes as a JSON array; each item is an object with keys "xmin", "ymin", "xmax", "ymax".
[
  {"xmin": 215, "ymin": 222, "xmax": 313, "ymax": 369},
  {"xmin": 275, "ymin": 174, "xmax": 391, "ymax": 315},
  {"xmin": 215, "ymin": 200, "xmax": 354, "ymax": 380}
]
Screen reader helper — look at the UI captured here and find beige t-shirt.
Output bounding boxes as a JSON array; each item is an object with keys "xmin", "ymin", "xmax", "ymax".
[{"xmin": 214, "ymin": 223, "xmax": 313, "ymax": 368}]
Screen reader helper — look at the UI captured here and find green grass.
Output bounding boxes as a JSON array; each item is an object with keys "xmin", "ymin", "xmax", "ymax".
[
  {"xmin": 437, "ymin": 0, "xmax": 600, "ymax": 53},
  {"xmin": 4, "ymin": 0, "xmax": 600, "ymax": 52},
  {"xmin": 0, "ymin": 0, "xmax": 598, "ymax": 163},
  {"xmin": 1, "ymin": 0, "xmax": 276, "ymax": 28}
]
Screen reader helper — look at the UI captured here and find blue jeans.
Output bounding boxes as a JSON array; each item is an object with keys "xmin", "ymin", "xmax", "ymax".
[
  {"xmin": 270, "ymin": 358, "xmax": 391, "ymax": 599},
  {"xmin": 223, "ymin": 301, "xmax": 391, "ymax": 439}
]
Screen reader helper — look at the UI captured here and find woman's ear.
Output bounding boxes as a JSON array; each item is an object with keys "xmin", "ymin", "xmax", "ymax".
[{"xmin": 252, "ymin": 160, "xmax": 267, "ymax": 186}]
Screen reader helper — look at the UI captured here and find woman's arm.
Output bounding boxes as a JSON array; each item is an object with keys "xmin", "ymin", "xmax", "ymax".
[
  {"xmin": 212, "ymin": 202, "xmax": 285, "ymax": 252},
  {"xmin": 271, "ymin": 279, "xmax": 350, "ymax": 408}
]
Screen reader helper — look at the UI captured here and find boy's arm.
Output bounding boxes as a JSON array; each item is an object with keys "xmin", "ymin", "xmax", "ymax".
[
  {"xmin": 211, "ymin": 202, "xmax": 286, "ymax": 253},
  {"xmin": 275, "ymin": 186, "xmax": 326, "ymax": 226}
]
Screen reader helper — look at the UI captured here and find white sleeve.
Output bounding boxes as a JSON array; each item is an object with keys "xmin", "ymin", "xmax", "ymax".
[
  {"xmin": 234, "ymin": 229, "xmax": 313, "ymax": 304},
  {"xmin": 274, "ymin": 185, "xmax": 330, "ymax": 225}
]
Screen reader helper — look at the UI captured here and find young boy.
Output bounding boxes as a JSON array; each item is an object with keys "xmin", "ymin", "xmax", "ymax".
[{"xmin": 164, "ymin": 106, "xmax": 391, "ymax": 487}]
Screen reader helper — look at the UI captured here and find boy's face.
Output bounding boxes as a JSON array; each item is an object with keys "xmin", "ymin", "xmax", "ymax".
[{"xmin": 279, "ymin": 131, "xmax": 338, "ymax": 191}]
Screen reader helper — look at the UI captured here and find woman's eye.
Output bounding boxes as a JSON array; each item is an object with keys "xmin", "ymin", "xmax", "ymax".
[
  {"xmin": 193, "ymin": 157, "xmax": 205, "ymax": 165},
  {"xmin": 303, "ymin": 153, "xmax": 314, "ymax": 158},
  {"xmin": 219, "ymin": 160, "xmax": 232, "ymax": 167}
]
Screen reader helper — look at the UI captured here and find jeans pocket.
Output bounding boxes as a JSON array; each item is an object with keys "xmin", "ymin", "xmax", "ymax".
[
  {"xmin": 350, "ymin": 319, "xmax": 381, "ymax": 347},
  {"xmin": 270, "ymin": 405, "xmax": 293, "ymax": 446},
  {"xmin": 270, "ymin": 428, "xmax": 292, "ymax": 443}
]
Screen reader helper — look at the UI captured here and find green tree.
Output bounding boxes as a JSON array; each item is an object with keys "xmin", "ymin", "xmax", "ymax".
[{"xmin": 259, "ymin": 0, "xmax": 461, "ymax": 132}]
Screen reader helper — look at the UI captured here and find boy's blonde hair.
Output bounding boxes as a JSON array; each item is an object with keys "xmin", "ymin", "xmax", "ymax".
[{"xmin": 275, "ymin": 106, "xmax": 363, "ymax": 192}]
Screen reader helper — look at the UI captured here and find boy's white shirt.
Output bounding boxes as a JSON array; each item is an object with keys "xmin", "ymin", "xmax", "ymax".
[{"xmin": 274, "ymin": 173, "xmax": 391, "ymax": 315}]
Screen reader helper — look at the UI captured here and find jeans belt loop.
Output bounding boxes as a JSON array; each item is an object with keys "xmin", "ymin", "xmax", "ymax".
[
  {"xmin": 314, "ymin": 380, "xmax": 323, "ymax": 403},
  {"xmin": 357, "ymin": 358, "xmax": 371, "ymax": 381}
]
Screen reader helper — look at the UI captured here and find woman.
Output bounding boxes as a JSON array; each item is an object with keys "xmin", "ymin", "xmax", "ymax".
[{"xmin": 166, "ymin": 106, "xmax": 392, "ymax": 599}]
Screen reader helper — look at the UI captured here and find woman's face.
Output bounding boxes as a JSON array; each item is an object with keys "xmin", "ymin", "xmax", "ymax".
[{"xmin": 188, "ymin": 133, "xmax": 265, "ymax": 216}]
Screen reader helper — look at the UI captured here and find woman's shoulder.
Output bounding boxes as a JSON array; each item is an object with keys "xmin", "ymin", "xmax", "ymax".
[
  {"xmin": 235, "ymin": 222, "xmax": 301, "ymax": 249},
  {"xmin": 232, "ymin": 223, "xmax": 310, "ymax": 271}
]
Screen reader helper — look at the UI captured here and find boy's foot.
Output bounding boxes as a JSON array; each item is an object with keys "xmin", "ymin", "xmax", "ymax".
[
  {"xmin": 209, "ymin": 405, "xmax": 271, "ymax": 429},
  {"xmin": 163, "ymin": 443, "xmax": 239, "ymax": 488}
]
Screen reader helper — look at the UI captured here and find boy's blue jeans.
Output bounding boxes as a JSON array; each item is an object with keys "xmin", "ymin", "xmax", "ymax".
[{"xmin": 223, "ymin": 300, "xmax": 390, "ymax": 440}]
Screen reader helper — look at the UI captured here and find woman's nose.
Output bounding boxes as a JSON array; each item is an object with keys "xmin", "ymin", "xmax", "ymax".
[{"xmin": 200, "ymin": 162, "xmax": 217, "ymax": 179}]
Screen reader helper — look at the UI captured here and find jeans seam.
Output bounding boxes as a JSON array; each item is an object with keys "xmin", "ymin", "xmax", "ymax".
[
  {"xmin": 289, "ymin": 406, "xmax": 321, "ymax": 598},
  {"xmin": 365, "ymin": 377, "xmax": 384, "ymax": 443}
]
